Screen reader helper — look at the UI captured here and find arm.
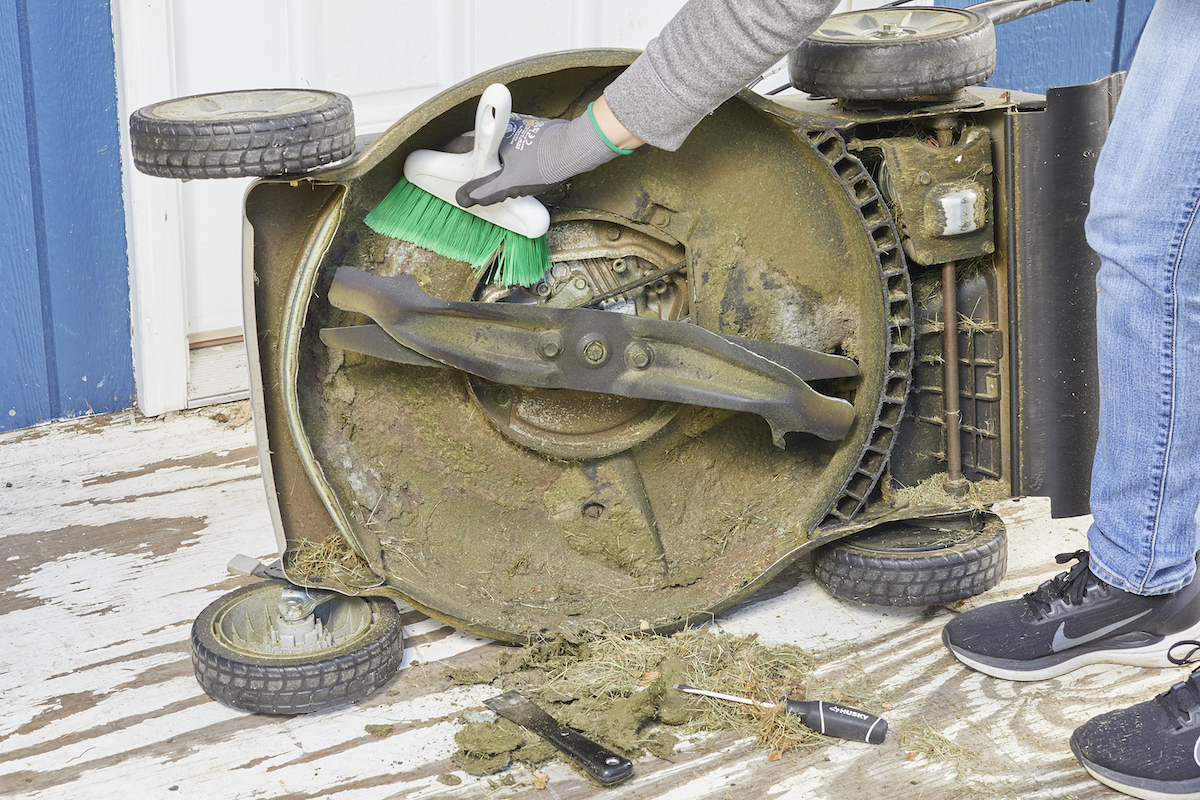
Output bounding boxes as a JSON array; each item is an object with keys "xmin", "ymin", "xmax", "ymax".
[
  {"xmin": 460, "ymin": 0, "xmax": 840, "ymax": 206},
  {"xmin": 591, "ymin": 94, "xmax": 644, "ymax": 151},
  {"xmin": 603, "ymin": 0, "xmax": 842, "ymax": 150}
]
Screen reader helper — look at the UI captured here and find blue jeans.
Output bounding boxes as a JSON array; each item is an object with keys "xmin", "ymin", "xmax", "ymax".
[{"xmin": 1084, "ymin": 0, "xmax": 1200, "ymax": 595}]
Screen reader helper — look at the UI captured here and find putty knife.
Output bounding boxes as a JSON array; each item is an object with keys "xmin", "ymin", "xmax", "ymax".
[{"xmin": 484, "ymin": 691, "xmax": 633, "ymax": 785}]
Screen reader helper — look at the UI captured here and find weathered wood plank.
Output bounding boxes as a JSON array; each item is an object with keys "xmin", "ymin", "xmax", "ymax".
[{"xmin": 0, "ymin": 406, "xmax": 1165, "ymax": 799}]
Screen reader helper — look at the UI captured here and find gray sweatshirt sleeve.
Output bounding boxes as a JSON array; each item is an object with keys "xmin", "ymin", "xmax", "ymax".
[{"xmin": 604, "ymin": 0, "xmax": 841, "ymax": 150}]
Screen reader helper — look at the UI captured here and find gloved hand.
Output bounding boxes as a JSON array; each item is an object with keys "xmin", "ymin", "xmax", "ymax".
[{"xmin": 455, "ymin": 105, "xmax": 633, "ymax": 208}]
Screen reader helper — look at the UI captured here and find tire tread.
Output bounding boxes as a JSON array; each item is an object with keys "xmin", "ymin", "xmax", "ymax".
[
  {"xmin": 191, "ymin": 585, "xmax": 402, "ymax": 715},
  {"xmin": 130, "ymin": 91, "xmax": 355, "ymax": 179},
  {"xmin": 788, "ymin": 10, "xmax": 996, "ymax": 101},
  {"xmin": 813, "ymin": 524, "xmax": 1006, "ymax": 606}
]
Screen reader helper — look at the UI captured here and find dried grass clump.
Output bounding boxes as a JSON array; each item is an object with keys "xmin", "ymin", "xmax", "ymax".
[
  {"xmin": 892, "ymin": 475, "xmax": 1009, "ymax": 512},
  {"xmin": 284, "ymin": 534, "xmax": 376, "ymax": 587},
  {"xmin": 899, "ymin": 716, "xmax": 981, "ymax": 772},
  {"xmin": 470, "ymin": 629, "xmax": 871, "ymax": 756},
  {"xmin": 549, "ymin": 629, "xmax": 813, "ymax": 708}
]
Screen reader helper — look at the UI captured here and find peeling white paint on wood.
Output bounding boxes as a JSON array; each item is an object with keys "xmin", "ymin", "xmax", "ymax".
[{"xmin": 0, "ymin": 406, "xmax": 1179, "ymax": 799}]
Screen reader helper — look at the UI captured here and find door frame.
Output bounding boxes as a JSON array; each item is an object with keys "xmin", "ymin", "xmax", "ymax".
[{"xmin": 112, "ymin": 0, "xmax": 190, "ymax": 418}]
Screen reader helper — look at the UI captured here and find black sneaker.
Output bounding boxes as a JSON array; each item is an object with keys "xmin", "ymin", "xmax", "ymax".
[
  {"xmin": 1071, "ymin": 641, "xmax": 1200, "ymax": 799},
  {"xmin": 942, "ymin": 550, "xmax": 1200, "ymax": 680}
]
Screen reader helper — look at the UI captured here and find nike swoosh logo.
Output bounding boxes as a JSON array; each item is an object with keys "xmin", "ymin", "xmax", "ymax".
[
  {"xmin": 1194, "ymin": 734, "xmax": 1200, "ymax": 768},
  {"xmin": 1051, "ymin": 609, "xmax": 1153, "ymax": 652}
]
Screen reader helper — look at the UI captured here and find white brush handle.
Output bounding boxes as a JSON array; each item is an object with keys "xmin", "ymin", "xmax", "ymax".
[
  {"xmin": 403, "ymin": 83, "xmax": 550, "ymax": 239},
  {"xmin": 470, "ymin": 83, "xmax": 510, "ymax": 183}
]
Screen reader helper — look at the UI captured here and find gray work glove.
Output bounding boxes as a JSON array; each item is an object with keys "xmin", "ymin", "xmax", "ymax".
[{"xmin": 456, "ymin": 110, "xmax": 629, "ymax": 208}]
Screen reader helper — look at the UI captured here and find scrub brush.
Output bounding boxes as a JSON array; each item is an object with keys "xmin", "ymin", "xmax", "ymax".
[{"xmin": 365, "ymin": 83, "xmax": 551, "ymax": 287}]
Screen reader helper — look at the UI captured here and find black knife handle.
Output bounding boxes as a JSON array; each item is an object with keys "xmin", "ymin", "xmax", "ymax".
[{"xmin": 546, "ymin": 723, "xmax": 633, "ymax": 785}]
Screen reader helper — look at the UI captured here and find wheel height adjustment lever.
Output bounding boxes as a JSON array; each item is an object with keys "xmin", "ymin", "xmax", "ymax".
[{"xmin": 324, "ymin": 267, "xmax": 859, "ymax": 445}]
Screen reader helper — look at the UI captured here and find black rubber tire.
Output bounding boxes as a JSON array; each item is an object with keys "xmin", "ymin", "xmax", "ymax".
[
  {"xmin": 130, "ymin": 89, "xmax": 355, "ymax": 179},
  {"xmin": 191, "ymin": 580, "xmax": 403, "ymax": 715},
  {"xmin": 788, "ymin": 7, "xmax": 996, "ymax": 101},
  {"xmin": 813, "ymin": 512, "xmax": 1007, "ymax": 606}
]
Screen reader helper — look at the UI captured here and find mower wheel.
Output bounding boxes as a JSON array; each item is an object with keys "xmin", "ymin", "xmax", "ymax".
[
  {"xmin": 191, "ymin": 580, "xmax": 403, "ymax": 715},
  {"xmin": 788, "ymin": 7, "xmax": 995, "ymax": 101},
  {"xmin": 813, "ymin": 511, "xmax": 1006, "ymax": 606},
  {"xmin": 130, "ymin": 89, "xmax": 354, "ymax": 179}
]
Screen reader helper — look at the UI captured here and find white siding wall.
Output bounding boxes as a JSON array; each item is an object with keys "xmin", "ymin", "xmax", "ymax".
[{"xmin": 112, "ymin": 0, "xmax": 878, "ymax": 415}]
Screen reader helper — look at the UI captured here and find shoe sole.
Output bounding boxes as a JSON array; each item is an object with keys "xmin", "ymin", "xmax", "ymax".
[
  {"xmin": 942, "ymin": 617, "xmax": 1200, "ymax": 681},
  {"xmin": 1071, "ymin": 734, "xmax": 1200, "ymax": 800}
]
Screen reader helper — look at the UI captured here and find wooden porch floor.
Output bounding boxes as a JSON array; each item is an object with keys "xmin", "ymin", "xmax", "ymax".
[{"xmin": 0, "ymin": 405, "xmax": 1165, "ymax": 799}]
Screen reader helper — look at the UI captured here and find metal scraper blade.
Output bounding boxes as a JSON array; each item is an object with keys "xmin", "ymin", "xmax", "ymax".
[{"xmin": 484, "ymin": 691, "xmax": 633, "ymax": 785}]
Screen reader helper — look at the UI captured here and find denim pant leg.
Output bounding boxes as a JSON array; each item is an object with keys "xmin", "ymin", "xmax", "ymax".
[{"xmin": 1084, "ymin": 0, "xmax": 1200, "ymax": 595}]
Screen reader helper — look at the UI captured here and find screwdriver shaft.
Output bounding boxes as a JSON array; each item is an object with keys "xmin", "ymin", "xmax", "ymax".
[{"xmin": 674, "ymin": 684, "xmax": 775, "ymax": 709}]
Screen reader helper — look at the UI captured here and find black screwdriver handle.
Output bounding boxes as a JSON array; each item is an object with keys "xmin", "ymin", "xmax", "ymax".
[{"xmin": 784, "ymin": 699, "xmax": 888, "ymax": 744}]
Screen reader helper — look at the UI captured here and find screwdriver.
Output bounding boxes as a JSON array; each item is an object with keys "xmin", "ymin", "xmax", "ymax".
[{"xmin": 673, "ymin": 684, "xmax": 888, "ymax": 744}]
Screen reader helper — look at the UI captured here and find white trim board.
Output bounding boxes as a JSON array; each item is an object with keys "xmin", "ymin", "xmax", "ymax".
[{"xmin": 112, "ymin": 0, "xmax": 189, "ymax": 417}]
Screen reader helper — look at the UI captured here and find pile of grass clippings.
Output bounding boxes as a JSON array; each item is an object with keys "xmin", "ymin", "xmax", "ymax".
[{"xmin": 448, "ymin": 628, "xmax": 890, "ymax": 775}]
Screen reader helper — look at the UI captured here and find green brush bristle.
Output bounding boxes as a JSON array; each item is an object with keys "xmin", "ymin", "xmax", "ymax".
[
  {"xmin": 365, "ymin": 177, "xmax": 550, "ymax": 287},
  {"xmin": 365, "ymin": 179, "xmax": 504, "ymax": 268},
  {"xmin": 494, "ymin": 231, "xmax": 551, "ymax": 288}
]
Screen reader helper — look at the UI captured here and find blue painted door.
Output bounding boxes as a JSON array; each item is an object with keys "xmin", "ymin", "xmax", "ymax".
[
  {"xmin": 0, "ymin": 0, "xmax": 133, "ymax": 432},
  {"xmin": 943, "ymin": 0, "xmax": 1154, "ymax": 93}
]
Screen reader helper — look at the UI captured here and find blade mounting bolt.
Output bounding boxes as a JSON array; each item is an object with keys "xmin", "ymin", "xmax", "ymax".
[
  {"xmin": 626, "ymin": 343, "xmax": 651, "ymax": 370},
  {"xmin": 538, "ymin": 333, "xmax": 562, "ymax": 359},
  {"xmin": 584, "ymin": 340, "xmax": 607, "ymax": 364}
]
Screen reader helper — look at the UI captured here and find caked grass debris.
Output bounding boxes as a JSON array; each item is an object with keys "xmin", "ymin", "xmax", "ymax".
[
  {"xmin": 445, "ymin": 628, "xmax": 892, "ymax": 776},
  {"xmin": 892, "ymin": 475, "xmax": 1009, "ymax": 512}
]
